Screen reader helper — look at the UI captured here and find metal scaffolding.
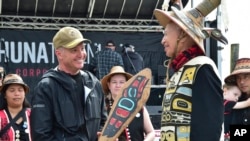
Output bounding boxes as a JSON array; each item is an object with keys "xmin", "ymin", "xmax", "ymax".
[{"xmin": 0, "ymin": 15, "xmax": 163, "ymax": 32}]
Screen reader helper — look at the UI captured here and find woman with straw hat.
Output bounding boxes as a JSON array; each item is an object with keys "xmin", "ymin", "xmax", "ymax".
[
  {"xmin": 101, "ymin": 66, "xmax": 155, "ymax": 141},
  {"xmin": 224, "ymin": 58, "xmax": 250, "ymax": 125},
  {"xmin": 153, "ymin": 0, "xmax": 227, "ymax": 140},
  {"xmin": 0, "ymin": 74, "xmax": 32, "ymax": 141}
]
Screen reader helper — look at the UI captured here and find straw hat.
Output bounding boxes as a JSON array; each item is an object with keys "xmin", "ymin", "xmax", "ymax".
[
  {"xmin": 53, "ymin": 26, "xmax": 91, "ymax": 49},
  {"xmin": 101, "ymin": 66, "xmax": 133, "ymax": 95},
  {"xmin": 0, "ymin": 74, "xmax": 29, "ymax": 93},
  {"xmin": 154, "ymin": 0, "xmax": 225, "ymax": 53},
  {"xmin": 224, "ymin": 58, "xmax": 250, "ymax": 84}
]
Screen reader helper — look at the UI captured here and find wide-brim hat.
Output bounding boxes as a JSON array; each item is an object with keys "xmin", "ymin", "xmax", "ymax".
[
  {"xmin": 225, "ymin": 58, "xmax": 250, "ymax": 84},
  {"xmin": 154, "ymin": 0, "xmax": 221, "ymax": 53},
  {"xmin": 0, "ymin": 74, "xmax": 29, "ymax": 93},
  {"xmin": 53, "ymin": 26, "xmax": 91, "ymax": 49},
  {"xmin": 101, "ymin": 66, "xmax": 133, "ymax": 95}
]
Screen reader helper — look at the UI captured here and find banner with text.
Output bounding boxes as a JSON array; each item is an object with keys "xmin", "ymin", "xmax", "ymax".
[{"xmin": 0, "ymin": 29, "xmax": 167, "ymax": 101}]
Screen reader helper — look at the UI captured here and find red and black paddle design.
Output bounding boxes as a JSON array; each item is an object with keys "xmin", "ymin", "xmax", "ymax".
[{"xmin": 99, "ymin": 68, "xmax": 152, "ymax": 141}]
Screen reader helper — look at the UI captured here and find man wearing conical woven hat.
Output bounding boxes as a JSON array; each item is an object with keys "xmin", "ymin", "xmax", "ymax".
[{"xmin": 153, "ymin": 0, "xmax": 226, "ymax": 140}]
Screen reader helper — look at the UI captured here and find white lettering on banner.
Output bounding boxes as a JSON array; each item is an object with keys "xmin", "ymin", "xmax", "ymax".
[
  {"xmin": 0, "ymin": 41, "xmax": 54, "ymax": 64},
  {"xmin": 48, "ymin": 42, "xmax": 55, "ymax": 64},
  {"xmin": 0, "ymin": 40, "xmax": 97, "ymax": 64}
]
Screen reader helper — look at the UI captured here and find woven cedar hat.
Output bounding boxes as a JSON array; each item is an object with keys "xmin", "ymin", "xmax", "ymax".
[
  {"xmin": 101, "ymin": 66, "xmax": 133, "ymax": 95},
  {"xmin": 224, "ymin": 58, "xmax": 250, "ymax": 84},
  {"xmin": 0, "ymin": 74, "xmax": 29, "ymax": 93},
  {"xmin": 154, "ymin": 0, "xmax": 222, "ymax": 53}
]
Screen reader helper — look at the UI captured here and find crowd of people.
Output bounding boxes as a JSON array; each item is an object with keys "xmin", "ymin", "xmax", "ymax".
[
  {"xmin": 1, "ymin": 0, "xmax": 250, "ymax": 141},
  {"xmin": 0, "ymin": 26, "xmax": 150, "ymax": 141}
]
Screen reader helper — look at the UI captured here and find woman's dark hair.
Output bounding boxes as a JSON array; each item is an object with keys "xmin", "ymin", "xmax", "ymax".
[{"xmin": 0, "ymin": 94, "xmax": 7, "ymax": 110}]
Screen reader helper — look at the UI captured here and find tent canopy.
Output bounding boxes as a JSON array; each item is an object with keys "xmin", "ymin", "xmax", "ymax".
[
  {"xmin": 0, "ymin": 0, "xmax": 189, "ymax": 32},
  {"xmin": 2, "ymin": 0, "xmax": 163, "ymax": 19},
  {"xmin": 0, "ymin": 0, "xmax": 166, "ymax": 31}
]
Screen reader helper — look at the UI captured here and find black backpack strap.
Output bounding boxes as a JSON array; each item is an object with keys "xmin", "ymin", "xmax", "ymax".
[{"xmin": 0, "ymin": 108, "xmax": 25, "ymax": 137}]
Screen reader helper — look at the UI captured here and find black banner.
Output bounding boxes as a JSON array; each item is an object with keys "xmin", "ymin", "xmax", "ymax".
[{"xmin": 0, "ymin": 29, "xmax": 167, "ymax": 101}]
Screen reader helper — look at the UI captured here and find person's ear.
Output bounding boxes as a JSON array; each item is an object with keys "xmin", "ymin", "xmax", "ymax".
[
  {"xmin": 55, "ymin": 48, "xmax": 64, "ymax": 59},
  {"xmin": 178, "ymin": 32, "xmax": 187, "ymax": 43},
  {"xmin": 177, "ymin": 30, "xmax": 186, "ymax": 42}
]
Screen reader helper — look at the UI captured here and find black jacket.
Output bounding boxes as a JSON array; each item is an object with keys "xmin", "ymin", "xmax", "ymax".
[
  {"xmin": 31, "ymin": 68, "xmax": 107, "ymax": 141},
  {"xmin": 231, "ymin": 93, "xmax": 250, "ymax": 125},
  {"xmin": 122, "ymin": 51, "xmax": 144, "ymax": 75}
]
